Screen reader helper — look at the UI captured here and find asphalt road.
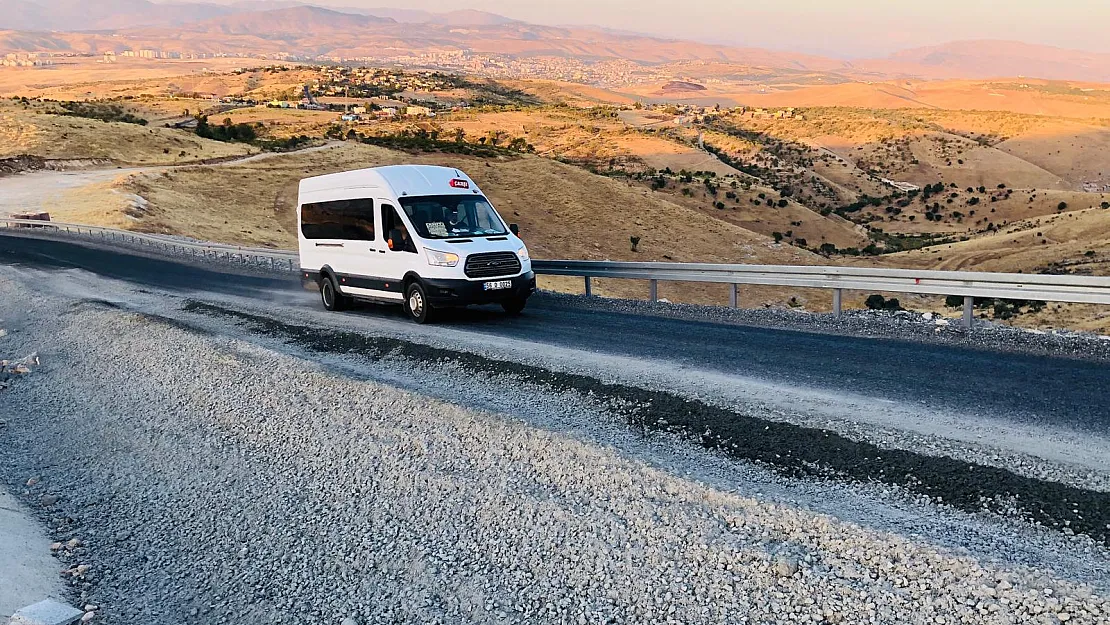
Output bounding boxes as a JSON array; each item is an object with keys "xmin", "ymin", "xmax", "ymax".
[{"xmin": 3, "ymin": 233, "xmax": 1108, "ymax": 432}]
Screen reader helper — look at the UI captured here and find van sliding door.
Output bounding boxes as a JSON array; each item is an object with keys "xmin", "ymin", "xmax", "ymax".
[{"xmin": 301, "ymin": 198, "xmax": 384, "ymax": 297}]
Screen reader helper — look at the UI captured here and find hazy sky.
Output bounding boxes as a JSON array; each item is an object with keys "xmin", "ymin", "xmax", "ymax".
[{"xmin": 317, "ymin": 0, "xmax": 1110, "ymax": 58}]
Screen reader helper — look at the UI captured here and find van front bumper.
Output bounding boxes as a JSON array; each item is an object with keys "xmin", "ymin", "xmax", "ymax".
[{"xmin": 423, "ymin": 272, "xmax": 536, "ymax": 306}]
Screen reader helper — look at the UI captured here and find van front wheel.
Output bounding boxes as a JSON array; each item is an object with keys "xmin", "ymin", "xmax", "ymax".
[{"xmin": 404, "ymin": 282, "xmax": 434, "ymax": 324}]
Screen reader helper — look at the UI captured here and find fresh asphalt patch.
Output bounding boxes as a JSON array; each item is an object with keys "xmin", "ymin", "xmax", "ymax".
[{"xmin": 183, "ymin": 300, "xmax": 1110, "ymax": 546}]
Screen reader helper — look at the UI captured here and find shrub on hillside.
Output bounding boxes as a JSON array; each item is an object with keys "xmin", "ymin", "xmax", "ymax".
[
  {"xmin": 865, "ymin": 294, "xmax": 903, "ymax": 311},
  {"xmin": 195, "ymin": 116, "xmax": 257, "ymax": 143},
  {"xmin": 58, "ymin": 101, "xmax": 147, "ymax": 125},
  {"xmin": 945, "ymin": 296, "xmax": 1045, "ymax": 318},
  {"xmin": 257, "ymin": 135, "xmax": 313, "ymax": 152}
]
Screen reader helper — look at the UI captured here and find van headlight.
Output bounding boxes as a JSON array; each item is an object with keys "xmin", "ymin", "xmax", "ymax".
[
  {"xmin": 517, "ymin": 245, "xmax": 530, "ymax": 262},
  {"xmin": 425, "ymin": 249, "xmax": 460, "ymax": 267}
]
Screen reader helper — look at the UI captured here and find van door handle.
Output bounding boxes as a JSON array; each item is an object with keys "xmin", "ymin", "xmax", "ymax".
[{"xmin": 315, "ymin": 242, "xmax": 344, "ymax": 248}]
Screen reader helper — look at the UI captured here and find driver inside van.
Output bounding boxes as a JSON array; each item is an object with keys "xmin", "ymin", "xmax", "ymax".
[{"xmin": 446, "ymin": 204, "xmax": 467, "ymax": 230}]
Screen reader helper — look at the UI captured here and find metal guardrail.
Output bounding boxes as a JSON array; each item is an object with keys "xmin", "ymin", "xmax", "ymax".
[
  {"xmin": 532, "ymin": 260, "xmax": 1110, "ymax": 328},
  {"xmin": 0, "ymin": 218, "xmax": 299, "ymax": 271}
]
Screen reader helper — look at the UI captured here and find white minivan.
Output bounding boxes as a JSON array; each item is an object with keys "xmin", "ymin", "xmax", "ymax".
[{"xmin": 297, "ymin": 165, "xmax": 535, "ymax": 323}]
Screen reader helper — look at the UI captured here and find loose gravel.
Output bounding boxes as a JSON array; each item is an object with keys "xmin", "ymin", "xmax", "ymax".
[
  {"xmin": 2, "ymin": 272, "xmax": 1110, "ymax": 625},
  {"xmin": 180, "ymin": 300, "xmax": 1110, "ymax": 545}
]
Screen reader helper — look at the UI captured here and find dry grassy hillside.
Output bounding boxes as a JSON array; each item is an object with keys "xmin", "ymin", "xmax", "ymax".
[
  {"xmin": 380, "ymin": 108, "xmax": 747, "ymax": 179},
  {"xmin": 0, "ymin": 57, "xmax": 252, "ymax": 98},
  {"xmin": 640, "ymin": 173, "xmax": 869, "ymax": 249},
  {"xmin": 0, "ymin": 99, "xmax": 255, "ymax": 164},
  {"xmin": 998, "ymin": 123, "xmax": 1110, "ymax": 188},
  {"xmin": 716, "ymin": 107, "xmax": 1110, "ymax": 188},
  {"xmin": 696, "ymin": 108, "xmax": 1110, "ymax": 242},
  {"xmin": 878, "ymin": 207, "xmax": 1110, "ymax": 274},
  {"xmin": 862, "ymin": 206, "xmax": 1110, "ymax": 333},
  {"xmin": 859, "ymin": 187, "xmax": 1109, "ymax": 236},
  {"xmin": 507, "ymin": 80, "xmax": 637, "ymax": 107},
  {"xmin": 0, "ymin": 61, "xmax": 317, "ymax": 102},
  {"xmin": 708, "ymin": 79, "xmax": 1110, "ymax": 121}
]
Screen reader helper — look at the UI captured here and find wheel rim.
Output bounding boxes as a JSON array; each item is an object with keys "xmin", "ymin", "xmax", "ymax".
[
  {"xmin": 408, "ymin": 290, "xmax": 424, "ymax": 317},
  {"xmin": 322, "ymin": 281, "xmax": 334, "ymax": 308}
]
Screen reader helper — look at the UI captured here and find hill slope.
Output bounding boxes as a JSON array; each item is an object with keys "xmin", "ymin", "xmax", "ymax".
[
  {"xmin": 862, "ymin": 41, "xmax": 1110, "ymax": 82},
  {"xmin": 187, "ymin": 6, "xmax": 394, "ymax": 36}
]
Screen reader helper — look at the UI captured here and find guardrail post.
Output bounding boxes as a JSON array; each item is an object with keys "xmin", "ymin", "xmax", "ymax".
[
  {"xmin": 832, "ymin": 288, "xmax": 843, "ymax": 316},
  {"xmin": 963, "ymin": 296, "xmax": 974, "ymax": 329},
  {"xmin": 729, "ymin": 284, "xmax": 739, "ymax": 308},
  {"xmin": 649, "ymin": 279, "xmax": 658, "ymax": 302},
  {"xmin": 584, "ymin": 276, "xmax": 592, "ymax": 297}
]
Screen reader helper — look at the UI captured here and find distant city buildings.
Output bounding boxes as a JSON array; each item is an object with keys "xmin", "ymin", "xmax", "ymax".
[
  {"xmin": 116, "ymin": 49, "xmax": 211, "ymax": 60},
  {"xmin": 1, "ymin": 53, "xmax": 54, "ymax": 67},
  {"xmin": 3, "ymin": 45, "xmax": 748, "ymax": 92}
]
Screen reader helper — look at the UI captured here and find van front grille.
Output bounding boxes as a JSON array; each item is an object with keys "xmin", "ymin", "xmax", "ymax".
[{"xmin": 464, "ymin": 251, "xmax": 521, "ymax": 278}]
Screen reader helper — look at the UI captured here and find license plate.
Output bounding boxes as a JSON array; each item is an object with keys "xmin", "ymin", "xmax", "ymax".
[{"xmin": 483, "ymin": 280, "xmax": 512, "ymax": 291}]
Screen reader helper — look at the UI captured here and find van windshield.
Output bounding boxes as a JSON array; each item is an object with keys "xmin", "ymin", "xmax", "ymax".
[{"xmin": 399, "ymin": 194, "xmax": 508, "ymax": 239}]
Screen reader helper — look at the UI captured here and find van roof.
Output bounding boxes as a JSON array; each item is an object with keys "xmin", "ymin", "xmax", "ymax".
[{"xmin": 298, "ymin": 165, "xmax": 481, "ymax": 198}]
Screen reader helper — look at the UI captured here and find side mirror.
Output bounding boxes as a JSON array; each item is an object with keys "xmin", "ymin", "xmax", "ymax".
[
  {"xmin": 509, "ymin": 223, "xmax": 520, "ymax": 236},
  {"xmin": 388, "ymin": 228, "xmax": 402, "ymax": 250}
]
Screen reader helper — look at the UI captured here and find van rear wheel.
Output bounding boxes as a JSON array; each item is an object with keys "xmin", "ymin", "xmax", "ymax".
[
  {"xmin": 404, "ymin": 282, "xmax": 434, "ymax": 324},
  {"xmin": 320, "ymin": 275, "xmax": 349, "ymax": 311}
]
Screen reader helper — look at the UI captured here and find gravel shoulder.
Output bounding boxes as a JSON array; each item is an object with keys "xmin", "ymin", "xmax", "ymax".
[{"xmin": 1, "ymin": 267, "xmax": 1109, "ymax": 625}]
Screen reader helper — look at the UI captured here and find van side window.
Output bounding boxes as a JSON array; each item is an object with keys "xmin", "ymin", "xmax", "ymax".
[
  {"xmin": 382, "ymin": 204, "xmax": 417, "ymax": 253},
  {"xmin": 301, "ymin": 199, "xmax": 375, "ymax": 241}
]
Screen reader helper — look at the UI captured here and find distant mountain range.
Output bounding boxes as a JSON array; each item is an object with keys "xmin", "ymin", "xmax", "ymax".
[
  {"xmin": 2, "ymin": 1, "xmax": 1109, "ymax": 83},
  {"xmin": 1, "ymin": 1, "xmax": 519, "ymax": 31},
  {"xmin": 859, "ymin": 40, "xmax": 1110, "ymax": 83}
]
